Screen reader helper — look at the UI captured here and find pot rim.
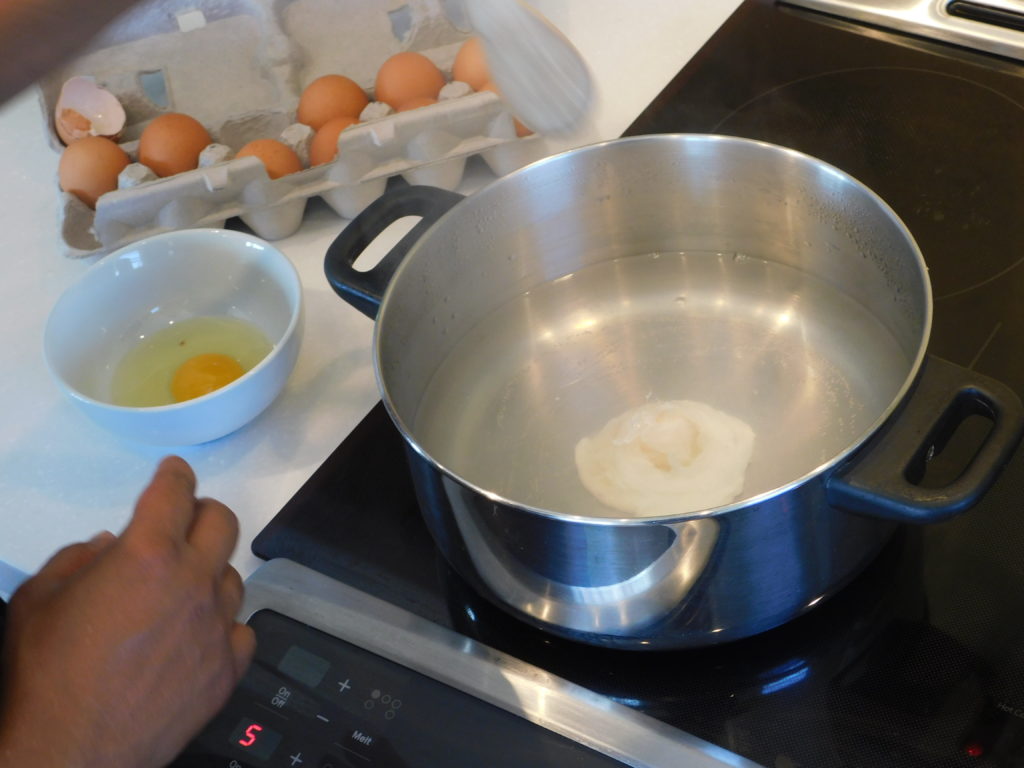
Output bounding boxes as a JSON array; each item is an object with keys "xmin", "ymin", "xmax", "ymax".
[{"xmin": 373, "ymin": 133, "xmax": 934, "ymax": 525}]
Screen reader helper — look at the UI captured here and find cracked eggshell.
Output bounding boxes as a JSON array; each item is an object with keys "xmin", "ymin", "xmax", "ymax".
[{"xmin": 54, "ymin": 76, "xmax": 126, "ymax": 145}]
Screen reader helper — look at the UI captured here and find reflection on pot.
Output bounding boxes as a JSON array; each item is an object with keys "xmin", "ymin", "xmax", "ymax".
[
  {"xmin": 440, "ymin": 528, "xmax": 940, "ymax": 767},
  {"xmin": 444, "ymin": 473, "xmax": 720, "ymax": 635}
]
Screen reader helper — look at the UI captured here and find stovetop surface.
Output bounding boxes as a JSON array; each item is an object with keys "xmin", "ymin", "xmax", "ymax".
[{"xmin": 255, "ymin": 2, "xmax": 1024, "ymax": 766}]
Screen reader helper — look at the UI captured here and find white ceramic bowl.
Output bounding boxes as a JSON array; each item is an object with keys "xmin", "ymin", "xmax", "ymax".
[{"xmin": 44, "ymin": 229, "xmax": 303, "ymax": 445}]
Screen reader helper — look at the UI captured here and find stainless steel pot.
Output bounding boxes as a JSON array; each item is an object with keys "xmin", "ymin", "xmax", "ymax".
[{"xmin": 325, "ymin": 134, "xmax": 1023, "ymax": 649}]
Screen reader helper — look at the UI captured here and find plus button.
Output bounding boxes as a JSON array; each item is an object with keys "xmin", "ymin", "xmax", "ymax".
[
  {"xmin": 289, "ymin": 752, "xmax": 303, "ymax": 766},
  {"xmin": 338, "ymin": 679, "xmax": 352, "ymax": 693}
]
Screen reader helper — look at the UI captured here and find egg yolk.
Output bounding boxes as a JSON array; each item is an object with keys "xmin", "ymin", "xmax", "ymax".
[{"xmin": 171, "ymin": 353, "xmax": 245, "ymax": 403}]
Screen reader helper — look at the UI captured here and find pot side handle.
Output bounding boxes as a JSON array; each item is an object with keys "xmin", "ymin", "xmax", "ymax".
[
  {"xmin": 324, "ymin": 185, "xmax": 465, "ymax": 318},
  {"xmin": 827, "ymin": 355, "xmax": 1024, "ymax": 523}
]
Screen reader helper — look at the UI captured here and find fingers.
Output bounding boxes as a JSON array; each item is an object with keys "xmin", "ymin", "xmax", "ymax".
[
  {"xmin": 219, "ymin": 565, "xmax": 244, "ymax": 622},
  {"xmin": 127, "ymin": 458, "xmax": 241, "ymax": 577},
  {"xmin": 219, "ymin": 564, "xmax": 254, "ymax": 680},
  {"xmin": 124, "ymin": 456, "xmax": 198, "ymax": 544},
  {"xmin": 119, "ymin": 458, "xmax": 248, "ymax": 675},
  {"xmin": 229, "ymin": 623, "xmax": 257, "ymax": 679},
  {"xmin": 188, "ymin": 498, "xmax": 239, "ymax": 571}
]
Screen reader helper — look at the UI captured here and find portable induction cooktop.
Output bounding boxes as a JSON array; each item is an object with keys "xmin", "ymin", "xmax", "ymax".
[{"xmin": 184, "ymin": 2, "xmax": 1024, "ymax": 766}]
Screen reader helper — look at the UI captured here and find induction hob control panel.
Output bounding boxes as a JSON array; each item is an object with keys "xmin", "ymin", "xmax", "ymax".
[
  {"xmin": 171, "ymin": 560, "xmax": 760, "ymax": 768},
  {"xmin": 179, "ymin": 610, "xmax": 626, "ymax": 767}
]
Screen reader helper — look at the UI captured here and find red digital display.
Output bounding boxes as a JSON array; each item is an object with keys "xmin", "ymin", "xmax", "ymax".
[
  {"xmin": 228, "ymin": 718, "xmax": 282, "ymax": 760},
  {"xmin": 239, "ymin": 723, "xmax": 263, "ymax": 747}
]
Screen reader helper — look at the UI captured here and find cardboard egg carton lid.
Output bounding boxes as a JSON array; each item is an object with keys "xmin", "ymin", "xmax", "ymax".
[{"xmin": 39, "ymin": 0, "xmax": 548, "ymax": 258}]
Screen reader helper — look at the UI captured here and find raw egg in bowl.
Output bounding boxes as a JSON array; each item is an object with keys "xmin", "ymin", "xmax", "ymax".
[{"xmin": 44, "ymin": 229, "xmax": 303, "ymax": 445}]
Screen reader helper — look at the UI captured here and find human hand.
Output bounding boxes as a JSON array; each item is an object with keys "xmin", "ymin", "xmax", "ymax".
[
  {"xmin": 0, "ymin": 0, "xmax": 142, "ymax": 104},
  {"xmin": 0, "ymin": 456, "xmax": 256, "ymax": 768}
]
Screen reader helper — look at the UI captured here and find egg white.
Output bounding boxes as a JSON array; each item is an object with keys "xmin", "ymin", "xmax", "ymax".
[{"xmin": 575, "ymin": 400, "xmax": 755, "ymax": 517}]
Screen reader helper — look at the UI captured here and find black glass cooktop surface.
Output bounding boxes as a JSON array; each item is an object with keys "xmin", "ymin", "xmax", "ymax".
[{"xmin": 255, "ymin": 3, "xmax": 1024, "ymax": 766}]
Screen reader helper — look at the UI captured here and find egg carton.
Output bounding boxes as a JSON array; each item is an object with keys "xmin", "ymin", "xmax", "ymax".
[{"xmin": 38, "ymin": 0, "xmax": 548, "ymax": 259}]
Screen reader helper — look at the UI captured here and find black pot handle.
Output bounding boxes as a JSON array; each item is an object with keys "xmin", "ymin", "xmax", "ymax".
[
  {"xmin": 827, "ymin": 355, "xmax": 1024, "ymax": 523},
  {"xmin": 324, "ymin": 185, "xmax": 465, "ymax": 318}
]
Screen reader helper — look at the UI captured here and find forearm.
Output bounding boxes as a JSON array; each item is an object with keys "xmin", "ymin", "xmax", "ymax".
[{"xmin": 0, "ymin": 0, "xmax": 139, "ymax": 104}]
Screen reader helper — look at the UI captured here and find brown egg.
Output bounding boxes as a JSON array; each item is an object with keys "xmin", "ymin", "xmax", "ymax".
[
  {"xmin": 58, "ymin": 135, "xmax": 130, "ymax": 208},
  {"xmin": 452, "ymin": 37, "xmax": 490, "ymax": 91},
  {"xmin": 375, "ymin": 52, "xmax": 446, "ymax": 110},
  {"xmin": 397, "ymin": 96, "xmax": 437, "ymax": 112},
  {"xmin": 309, "ymin": 116, "xmax": 358, "ymax": 166},
  {"xmin": 297, "ymin": 75, "xmax": 369, "ymax": 131},
  {"xmin": 138, "ymin": 113, "xmax": 212, "ymax": 177},
  {"xmin": 236, "ymin": 139, "xmax": 303, "ymax": 179},
  {"xmin": 479, "ymin": 82, "xmax": 534, "ymax": 137}
]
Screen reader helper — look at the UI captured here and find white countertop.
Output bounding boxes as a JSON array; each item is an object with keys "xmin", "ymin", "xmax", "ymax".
[{"xmin": 0, "ymin": 0, "xmax": 742, "ymax": 600}]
